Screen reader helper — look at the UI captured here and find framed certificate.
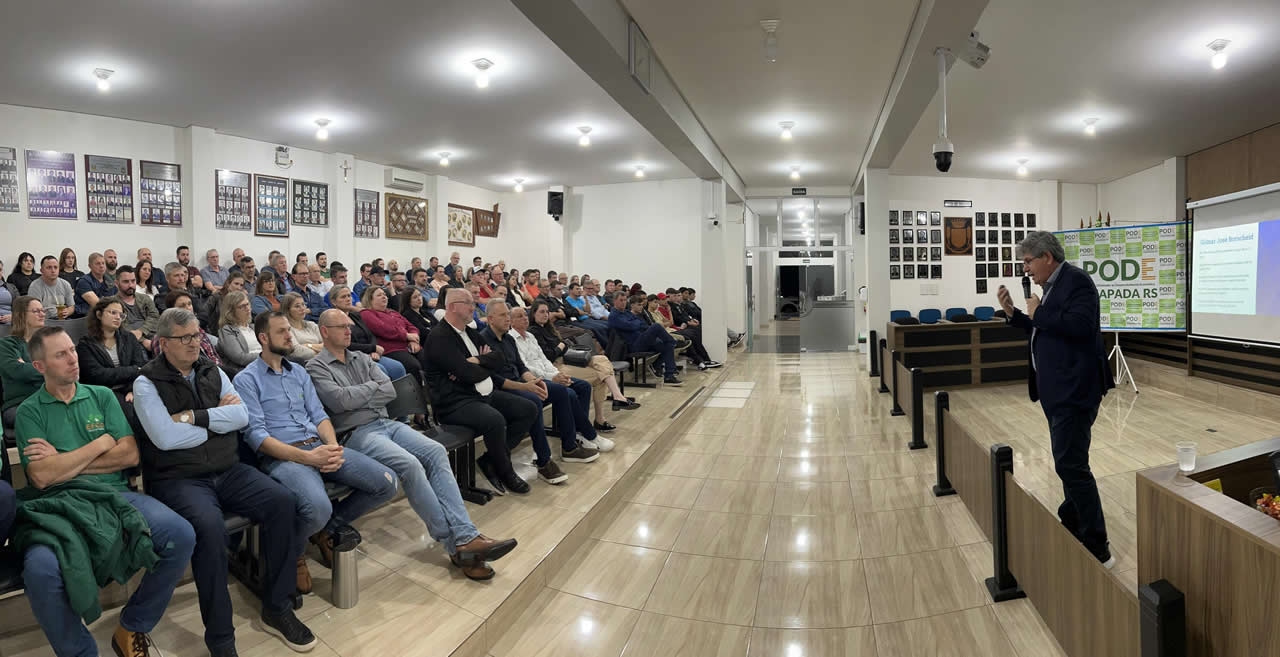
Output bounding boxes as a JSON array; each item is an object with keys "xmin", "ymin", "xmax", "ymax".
[
  {"xmin": 140, "ymin": 160, "xmax": 181, "ymax": 227},
  {"xmin": 215, "ymin": 169, "xmax": 251, "ymax": 231},
  {"xmin": 84, "ymin": 154, "xmax": 134, "ymax": 224},
  {"xmin": 292, "ymin": 180, "xmax": 329, "ymax": 227},
  {"xmin": 354, "ymin": 188, "xmax": 380, "ymax": 238},
  {"xmin": 254, "ymin": 174, "xmax": 289, "ymax": 237}
]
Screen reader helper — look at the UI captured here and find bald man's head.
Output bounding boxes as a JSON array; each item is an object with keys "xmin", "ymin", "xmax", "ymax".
[{"xmin": 444, "ymin": 288, "xmax": 475, "ymax": 327}]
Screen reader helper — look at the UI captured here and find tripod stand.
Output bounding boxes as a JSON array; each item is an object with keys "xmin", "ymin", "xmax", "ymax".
[{"xmin": 1107, "ymin": 332, "xmax": 1139, "ymax": 393}]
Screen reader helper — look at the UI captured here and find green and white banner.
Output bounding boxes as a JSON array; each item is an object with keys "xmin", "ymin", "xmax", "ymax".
[{"xmin": 1057, "ymin": 222, "xmax": 1187, "ymax": 331}]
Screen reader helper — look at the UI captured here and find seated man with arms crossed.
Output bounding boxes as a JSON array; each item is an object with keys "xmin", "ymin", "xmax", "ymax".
[
  {"xmin": 15, "ymin": 325, "xmax": 196, "ymax": 657},
  {"xmin": 307, "ymin": 309, "xmax": 518, "ymax": 580},
  {"xmin": 608, "ymin": 293, "xmax": 683, "ymax": 386},
  {"xmin": 234, "ymin": 312, "xmax": 398, "ymax": 595},
  {"xmin": 134, "ymin": 308, "xmax": 314, "ymax": 655}
]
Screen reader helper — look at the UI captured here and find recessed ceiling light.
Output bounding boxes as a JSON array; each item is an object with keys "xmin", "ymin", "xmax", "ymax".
[
  {"xmin": 438, "ymin": 152, "xmax": 451, "ymax": 167},
  {"xmin": 93, "ymin": 68, "xmax": 114, "ymax": 93},
  {"xmin": 779, "ymin": 121, "xmax": 795, "ymax": 140},
  {"xmin": 634, "ymin": 164, "xmax": 646, "ymax": 178},
  {"xmin": 1016, "ymin": 158, "xmax": 1029, "ymax": 176},
  {"xmin": 313, "ymin": 118, "xmax": 330, "ymax": 140},
  {"xmin": 790, "ymin": 165, "xmax": 801, "ymax": 180},
  {"xmin": 472, "ymin": 58, "xmax": 494, "ymax": 88},
  {"xmin": 577, "ymin": 126, "xmax": 592, "ymax": 147},
  {"xmin": 1207, "ymin": 39, "xmax": 1231, "ymax": 70},
  {"xmin": 1083, "ymin": 117, "xmax": 1099, "ymax": 136},
  {"xmin": 513, "ymin": 178, "xmax": 524, "ymax": 192}
]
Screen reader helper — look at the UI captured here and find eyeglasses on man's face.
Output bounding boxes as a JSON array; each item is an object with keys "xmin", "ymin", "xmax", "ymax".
[{"xmin": 168, "ymin": 332, "xmax": 201, "ymax": 346}]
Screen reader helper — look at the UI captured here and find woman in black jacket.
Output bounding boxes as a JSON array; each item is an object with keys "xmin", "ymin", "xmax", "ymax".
[
  {"xmin": 529, "ymin": 300, "xmax": 637, "ymax": 412},
  {"xmin": 7, "ymin": 252, "xmax": 38, "ymax": 295},
  {"xmin": 328, "ymin": 284, "xmax": 407, "ymax": 380},
  {"xmin": 77, "ymin": 297, "xmax": 149, "ymax": 429},
  {"xmin": 398, "ymin": 287, "xmax": 438, "ymax": 336}
]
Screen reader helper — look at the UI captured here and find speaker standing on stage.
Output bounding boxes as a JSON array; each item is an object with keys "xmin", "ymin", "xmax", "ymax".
[{"xmin": 997, "ymin": 230, "xmax": 1116, "ymax": 567}]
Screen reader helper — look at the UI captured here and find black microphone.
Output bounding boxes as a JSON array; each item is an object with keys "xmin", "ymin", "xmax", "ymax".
[{"xmin": 1021, "ymin": 275, "xmax": 1032, "ymax": 300}]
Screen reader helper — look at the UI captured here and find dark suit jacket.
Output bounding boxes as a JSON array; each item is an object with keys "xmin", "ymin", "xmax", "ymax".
[
  {"xmin": 422, "ymin": 321, "xmax": 508, "ymax": 417},
  {"xmin": 76, "ymin": 330, "xmax": 149, "ymax": 394},
  {"xmin": 1008, "ymin": 261, "xmax": 1115, "ymax": 417}
]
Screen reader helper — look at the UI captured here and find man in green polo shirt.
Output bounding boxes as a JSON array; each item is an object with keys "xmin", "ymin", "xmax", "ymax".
[{"xmin": 15, "ymin": 326, "xmax": 196, "ymax": 657}]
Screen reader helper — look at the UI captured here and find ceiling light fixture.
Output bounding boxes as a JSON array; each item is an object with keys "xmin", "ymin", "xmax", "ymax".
[
  {"xmin": 577, "ymin": 126, "xmax": 592, "ymax": 147},
  {"xmin": 93, "ymin": 68, "xmax": 114, "ymax": 93},
  {"xmin": 313, "ymin": 118, "xmax": 330, "ymax": 140},
  {"xmin": 634, "ymin": 165, "xmax": 646, "ymax": 178},
  {"xmin": 1016, "ymin": 158, "xmax": 1029, "ymax": 176},
  {"xmin": 513, "ymin": 178, "xmax": 524, "ymax": 193},
  {"xmin": 1207, "ymin": 39, "xmax": 1231, "ymax": 70},
  {"xmin": 779, "ymin": 121, "xmax": 795, "ymax": 140},
  {"xmin": 471, "ymin": 58, "xmax": 494, "ymax": 88},
  {"xmin": 790, "ymin": 165, "xmax": 800, "ymax": 180},
  {"xmin": 761, "ymin": 20, "xmax": 780, "ymax": 63},
  {"xmin": 1083, "ymin": 117, "xmax": 1099, "ymax": 136},
  {"xmin": 438, "ymin": 152, "xmax": 451, "ymax": 167}
]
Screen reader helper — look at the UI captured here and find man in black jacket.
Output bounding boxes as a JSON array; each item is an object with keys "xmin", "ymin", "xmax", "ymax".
[
  {"xmin": 133, "ymin": 308, "xmax": 315, "ymax": 654},
  {"xmin": 998, "ymin": 231, "xmax": 1116, "ymax": 567},
  {"xmin": 423, "ymin": 288, "xmax": 543, "ymax": 495}
]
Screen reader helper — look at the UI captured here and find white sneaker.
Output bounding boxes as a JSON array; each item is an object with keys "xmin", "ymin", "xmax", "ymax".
[
  {"xmin": 1101, "ymin": 554, "xmax": 1116, "ymax": 570},
  {"xmin": 581, "ymin": 435, "xmax": 615, "ymax": 452}
]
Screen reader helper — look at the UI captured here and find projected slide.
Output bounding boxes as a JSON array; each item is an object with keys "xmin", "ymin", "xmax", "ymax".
[{"xmin": 1192, "ymin": 223, "xmax": 1259, "ymax": 315}]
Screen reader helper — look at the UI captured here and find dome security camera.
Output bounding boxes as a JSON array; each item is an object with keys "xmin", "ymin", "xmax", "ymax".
[{"xmin": 933, "ymin": 138, "xmax": 954, "ymax": 173}]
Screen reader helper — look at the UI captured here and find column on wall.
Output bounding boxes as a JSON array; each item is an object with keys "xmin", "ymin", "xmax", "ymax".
[
  {"xmin": 184, "ymin": 126, "xmax": 217, "ymax": 258},
  {"xmin": 700, "ymin": 179, "xmax": 728, "ymax": 362},
  {"xmin": 325, "ymin": 152, "xmax": 354, "ymax": 264}
]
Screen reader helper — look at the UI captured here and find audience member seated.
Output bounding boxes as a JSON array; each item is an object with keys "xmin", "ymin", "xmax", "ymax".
[
  {"xmin": 216, "ymin": 291, "xmax": 260, "ymax": 376},
  {"xmin": 233, "ymin": 312, "xmax": 398, "ymax": 595},
  {"xmin": 200, "ymin": 248, "xmax": 228, "ymax": 294},
  {"xmin": 354, "ymin": 265, "xmax": 388, "ymax": 301},
  {"xmin": 103, "ymin": 249, "xmax": 119, "ymax": 285},
  {"xmin": 583, "ymin": 280, "xmax": 610, "ymax": 320},
  {"xmin": 386, "ymin": 271, "xmax": 411, "ymax": 311},
  {"xmin": 281, "ymin": 292, "xmax": 323, "ymax": 363},
  {"xmin": 73, "ymin": 251, "xmax": 117, "ymax": 318},
  {"xmin": 159, "ymin": 290, "xmax": 221, "ymax": 366},
  {"xmin": 307, "ymin": 309, "xmax": 518, "ymax": 580},
  {"xmin": 609, "ymin": 294, "xmax": 682, "ymax": 385},
  {"xmin": 423, "ymin": 288, "xmax": 543, "ymax": 495},
  {"xmin": 202, "ymin": 271, "xmax": 246, "ymax": 331},
  {"xmin": 513, "ymin": 304, "xmax": 622, "ymax": 437},
  {"xmin": 134, "ymin": 308, "xmax": 315, "ymax": 654},
  {"xmin": 7, "ymin": 252, "xmax": 38, "ymax": 295},
  {"xmin": 322, "ymin": 264, "xmax": 352, "ymax": 308},
  {"xmin": 328, "ymin": 284, "xmax": 405, "ymax": 380},
  {"xmin": 655, "ymin": 293, "xmax": 720, "ymax": 370},
  {"xmin": 234, "ymin": 256, "xmax": 257, "ymax": 288},
  {"xmin": 398, "ymin": 287, "xmax": 439, "ymax": 337},
  {"xmin": 28, "ymin": 255, "xmax": 74, "ymax": 320},
  {"xmin": 14, "ymin": 325, "xmax": 196, "ymax": 657},
  {"xmin": 251, "ymin": 269, "xmax": 282, "ymax": 316},
  {"xmin": 57, "ymin": 247, "xmax": 84, "ymax": 289},
  {"xmin": 155, "ymin": 261, "xmax": 206, "ymax": 313},
  {"xmin": 361, "ymin": 286, "xmax": 425, "ymax": 381},
  {"xmin": 529, "ymin": 300, "xmax": 639, "ymax": 415},
  {"xmin": 482, "ymin": 301, "xmax": 603, "ymax": 466},
  {"xmin": 109, "ymin": 265, "xmax": 160, "ymax": 352},
  {"xmin": 287, "ymin": 264, "xmax": 323, "ymax": 322},
  {"xmin": 562, "ymin": 282, "xmax": 610, "ymax": 345},
  {"xmin": 0, "ymin": 296, "xmax": 46, "ymax": 427},
  {"xmin": 76, "ymin": 298, "xmax": 148, "ymax": 429},
  {"xmin": 175, "ymin": 246, "xmax": 204, "ymax": 289},
  {"xmin": 269, "ymin": 253, "xmax": 295, "ymax": 295},
  {"xmin": 305, "ymin": 264, "xmax": 331, "ymax": 311},
  {"xmin": 0, "ymin": 261, "xmax": 15, "ymax": 326},
  {"xmin": 137, "ymin": 247, "xmax": 153, "ymax": 263},
  {"xmin": 136, "ymin": 260, "xmax": 164, "ymax": 299}
]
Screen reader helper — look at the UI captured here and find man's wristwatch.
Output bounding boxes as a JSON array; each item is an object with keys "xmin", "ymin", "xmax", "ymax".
[{"xmin": 179, "ymin": 412, "xmax": 191, "ymax": 424}]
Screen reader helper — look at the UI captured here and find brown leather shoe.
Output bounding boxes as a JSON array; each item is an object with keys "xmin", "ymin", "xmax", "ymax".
[
  {"xmin": 309, "ymin": 531, "xmax": 334, "ymax": 569},
  {"xmin": 450, "ymin": 553, "xmax": 495, "ymax": 581},
  {"xmin": 112, "ymin": 626, "xmax": 152, "ymax": 657},
  {"xmin": 455, "ymin": 534, "xmax": 518, "ymax": 562},
  {"xmin": 296, "ymin": 556, "xmax": 313, "ymax": 595}
]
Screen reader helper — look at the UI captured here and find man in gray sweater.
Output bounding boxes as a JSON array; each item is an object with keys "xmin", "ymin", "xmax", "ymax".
[{"xmin": 27, "ymin": 256, "xmax": 73, "ymax": 319}]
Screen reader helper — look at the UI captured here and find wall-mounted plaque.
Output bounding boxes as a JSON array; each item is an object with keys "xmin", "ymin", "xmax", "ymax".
[
  {"xmin": 888, "ymin": 210, "xmax": 898, "ymax": 226},
  {"xmin": 292, "ymin": 180, "xmax": 329, "ymax": 227},
  {"xmin": 930, "ymin": 247, "xmax": 942, "ymax": 261},
  {"xmin": 354, "ymin": 188, "xmax": 379, "ymax": 239},
  {"xmin": 386, "ymin": 193, "xmax": 428, "ymax": 241},
  {"xmin": 976, "ymin": 230, "xmax": 986, "ymax": 245},
  {"xmin": 254, "ymin": 174, "xmax": 289, "ymax": 237},
  {"xmin": 1027, "ymin": 213, "xmax": 1037, "ymax": 228},
  {"xmin": 976, "ymin": 248, "xmax": 985, "ymax": 262},
  {"xmin": 916, "ymin": 211, "xmax": 928, "ymax": 226},
  {"xmin": 930, "ymin": 211, "xmax": 942, "ymax": 226},
  {"xmin": 139, "ymin": 160, "xmax": 181, "ymax": 227},
  {"xmin": 475, "ymin": 205, "xmax": 500, "ymax": 238},
  {"xmin": 917, "ymin": 265, "xmax": 929, "ymax": 279},
  {"xmin": 1002, "ymin": 263, "xmax": 1014, "ymax": 277},
  {"xmin": 84, "ymin": 154, "xmax": 134, "ymax": 224},
  {"xmin": 889, "ymin": 265, "xmax": 900, "ymax": 280},
  {"xmin": 903, "ymin": 265, "xmax": 914, "ymax": 279},
  {"xmin": 1001, "ymin": 212, "xmax": 1012, "ymax": 227},
  {"xmin": 1014, "ymin": 213, "xmax": 1024, "ymax": 227},
  {"xmin": 901, "ymin": 229, "xmax": 912, "ymax": 244},
  {"xmin": 447, "ymin": 204, "xmax": 475, "ymax": 247},
  {"xmin": 976, "ymin": 279, "xmax": 987, "ymax": 294},
  {"xmin": 975, "ymin": 212, "xmax": 985, "ymax": 227},
  {"xmin": 916, "ymin": 229, "xmax": 928, "ymax": 243},
  {"xmin": 0, "ymin": 147, "xmax": 19, "ymax": 212},
  {"xmin": 888, "ymin": 229, "xmax": 899, "ymax": 244},
  {"xmin": 215, "ymin": 169, "xmax": 251, "ymax": 231},
  {"xmin": 916, "ymin": 247, "xmax": 928, "ymax": 262},
  {"xmin": 988, "ymin": 263, "xmax": 999, "ymax": 278},
  {"xmin": 26, "ymin": 149, "xmax": 76, "ymax": 219},
  {"xmin": 976, "ymin": 264, "xmax": 986, "ymax": 278},
  {"xmin": 930, "ymin": 229, "xmax": 942, "ymax": 244},
  {"xmin": 931, "ymin": 265, "xmax": 942, "ymax": 279},
  {"xmin": 902, "ymin": 248, "xmax": 913, "ymax": 262},
  {"xmin": 889, "ymin": 247, "xmax": 900, "ymax": 262}
]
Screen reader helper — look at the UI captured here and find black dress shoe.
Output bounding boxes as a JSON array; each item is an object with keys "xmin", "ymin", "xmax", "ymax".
[
  {"xmin": 607, "ymin": 395, "xmax": 636, "ymax": 403},
  {"xmin": 503, "ymin": 474, "xmax": 531, "ymax": 495},
  {"xmin": 475, "ymin": 454, "xmax": 506, "ymax": 496},
  {"xmin": 612, "ymin": 400, "xmax": 641, "ymax": 411},
  {"xmin": 593, "ymin": 421, "xmax": 617, "ymax": 433}
]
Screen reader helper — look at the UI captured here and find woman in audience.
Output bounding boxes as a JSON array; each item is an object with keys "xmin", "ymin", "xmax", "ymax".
[
  {"xmin": 449, "ymin": 266, "xmax": 465, "ymax": 289},
  {"xmin": 0, "ymin": 296, "xmax": 46, "ymax": 427},
  {"xmin": 76, "ymin": 298, "xmax": 148, "ymax": 427},
  {"xmin": 202, "ymin": 270, "xmax": 245, "ymax": 329},
  {"xmin": 158, "ymin": 290, "xmax": 220, "ymax": 365},
  {"xmin": 0, "ymin": 260, "xmax": 15, "ymax": 325},
  {"xmin": 281, "ymin": 292, "xmax": 323, "ymax": 362},
  {"xmin": 251, "ymin": 269, "xmax": 282, "ymax": 315},
  {"xmin": 529, "ymin": 300, "xmax": 639, "ymax": 417},
  {"xmin": 398, "ymin": 287, "xmax": 438, "ymax": 336},
  {"xmin": 216, "ymin": 290, "xmax": 260, "ymax": 375},
  {"xmin": 135, "ymin": 260, "xmax": 162, "ymax": 298},
  {"xmin": 329, "ymin": 284, "xmax": 406, "ymax": 380},
  {"xmin": 361, "ymin": 286, "xmax": 424, "ymax": 381},
  {"xmin": 6, "ymin": 253, "xmax": 38, "ymax": 295},
  {"xmin": 58, "ymin": 247, "xmax": 84, "ymax": 288}
]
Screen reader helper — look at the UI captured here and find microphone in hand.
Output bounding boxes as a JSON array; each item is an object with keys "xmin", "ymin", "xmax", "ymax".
[{"xmin": 1021, "ymin": 275, "xmax": 1032, "ymax": 300}]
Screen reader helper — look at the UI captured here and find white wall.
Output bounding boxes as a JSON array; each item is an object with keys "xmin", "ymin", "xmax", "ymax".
[
  {"xmin": 1098, "ymin": 157, "xmax": 1185, "ymax": 226},
  {"xmin": 885, "ymin": 174, "xmax": 1061, "ymax": 315},
  {"xmin": 724, "ymin": 202, "xmax": 748, "ymax": 332},
  {"xmin": 1061, "ymin": 182, "xmax": 1099, "ymax": 229}
]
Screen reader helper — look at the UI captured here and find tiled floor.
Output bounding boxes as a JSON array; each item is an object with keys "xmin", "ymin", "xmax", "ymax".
[{"xmin": 6, "ymin": 350, "xmax": 1279, "ymax": 656}]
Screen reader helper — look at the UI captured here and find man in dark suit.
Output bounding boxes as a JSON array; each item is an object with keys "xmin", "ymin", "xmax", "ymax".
[
  {"xmin": 998, "ymin": 231, "xmax": 1116, "ymax": 567},
  {"xmin": 422, "ymin": 288, "xmax": 541, "ymax": 495}
]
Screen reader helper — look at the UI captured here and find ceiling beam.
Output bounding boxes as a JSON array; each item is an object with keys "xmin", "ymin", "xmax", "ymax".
[{"xmin": 510, "ymin": 0, "xmax": 746, "ymax": 202}]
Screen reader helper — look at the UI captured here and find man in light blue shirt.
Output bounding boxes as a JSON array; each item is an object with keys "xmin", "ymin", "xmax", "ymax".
[
  {"xmin": 233, "ymin": 311, "xmax": 397, "ymax": 593},
  {"xmin": 583, "ymin": 280, "xmax": 609, "ymax": 320},
  {"xmin": 563, "ymin": 282, "xmax": 609, "ymax": 344}
]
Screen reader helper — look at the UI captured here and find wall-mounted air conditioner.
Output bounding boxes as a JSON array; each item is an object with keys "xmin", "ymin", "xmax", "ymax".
[{"xmin": 384, "ymin": 167, "xmax": 426, "ymax": 192}]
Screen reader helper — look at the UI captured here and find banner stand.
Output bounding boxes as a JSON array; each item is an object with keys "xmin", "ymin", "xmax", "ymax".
[{"xmin": 1107, "ymin": 332, "xmax": 1139, "ymax": 394}]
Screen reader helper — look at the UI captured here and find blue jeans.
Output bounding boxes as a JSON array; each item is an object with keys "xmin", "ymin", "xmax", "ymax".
[
  {"xmin": 575, "ymin": 318, "xmax": 610, "ymax": 345},
  {"xmin": 262, "ymin": 442, "xmax": 398, "ymax": 557},
  {"xmin": 509, "ymin": 389, "xmax": 562, "ymax": 458},
  {"xmin": 24, "ymin": 492, "xmax": 196, "ymax": 657},
  {"xmin": 375, "ymin": 356, "xmax": 406, "ymax": 380},
  {"xmin": 630, "ymin": 324, "xmax": 677, "ymax": 376},
  {"xmin": 345, "ymin": 419, "xmax": 478, "ymax": 554}
]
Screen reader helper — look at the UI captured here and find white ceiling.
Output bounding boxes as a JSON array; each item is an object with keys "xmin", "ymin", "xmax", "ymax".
[
  {"xmin": 0, "ymin": 0, "xmax": 693, "ymax": 191},
  {"xmin": 891, "ymin": 0, "xmax": 1280, "ymax": 183},
  {"xmin": 620, "ymin": 0, "xmax": 919, "ymax": 189}
]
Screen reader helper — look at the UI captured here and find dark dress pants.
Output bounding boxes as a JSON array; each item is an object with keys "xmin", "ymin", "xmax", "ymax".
[
  {"xmin": 438, "ymin": 391, "xmax": 541, "ymax": 473},
  {"xmin": 1046, "ymin": 405, "xmax": 1108, "ymax": 555},
  {"xmin": 630, "ymin": 324, "xmax": 677, "ymax": 376},
  {"xmin": 147, "ymin": 463, "xmax": 297, "ymax": 653}
]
